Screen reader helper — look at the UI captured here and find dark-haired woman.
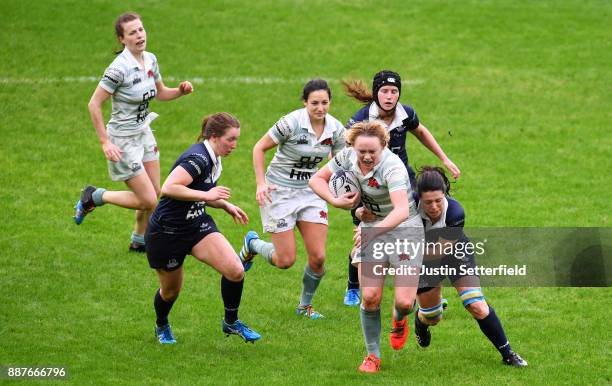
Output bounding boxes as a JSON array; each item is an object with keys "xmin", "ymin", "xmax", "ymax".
[
  {"xmin": 74, "ymin": 12, "xmax": 193, "ymax": 253},
  {"xmin": 239, "ymin": 79, "xmax": 347, "ymax": 319},
  {"xmin": 146, "ymin": 112, "xmax": 260, "ymax": 344},
  {"xmin": 341, "ymin": 70, "xmax": 460, "ymax": 306},
  {"xmin": 414, "ymin": 166, "xmax": 526, "ymax": 367}
]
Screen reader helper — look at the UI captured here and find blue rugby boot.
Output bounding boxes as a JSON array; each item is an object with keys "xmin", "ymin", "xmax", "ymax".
[
  {"xmin": 222, "ymin": 319, "xmax": 261, "ymax": 343},
  {"xmin": 239, "ymin": 231, "xmax": 259, "ymax": 271},
  {"xmin": 155, "ymin": 324, "xmax": 177, "ymax": 344},
  {"xmin": 296, "ymin": 305, "xmax": 324, "ymax": 319},
  {"xmin": 343, "ymin": 288, "xmax": 360, "ymax": 306},
  {"xmin": 74, "ymin": 185, "xmax": 97, "ymax": 225}
]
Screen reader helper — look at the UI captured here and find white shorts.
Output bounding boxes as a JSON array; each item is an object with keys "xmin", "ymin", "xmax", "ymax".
[
  {"xmin": 352, "ymin": 214, "xmax": 425, "ymax": 268},
  {"xmin": 107, "ymin": 126, "xmax": 159, "ymax": 181},
  {"xmin": 259, "ymin": 184, "xmax": 328, "ymax": 233}
]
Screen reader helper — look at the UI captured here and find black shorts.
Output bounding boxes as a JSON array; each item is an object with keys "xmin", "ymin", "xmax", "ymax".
[
  {"xmin": 145, "ymin": 216, "xmax": 219, "ymax": 271},
  {"xmin": 417, "ymin": 251, "xmax": 480, "ymax": 294}
]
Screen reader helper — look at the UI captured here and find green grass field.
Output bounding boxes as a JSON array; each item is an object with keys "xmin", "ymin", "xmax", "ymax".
[{"xmin": 1, "ymin": 0, "xmax": 610, "ymax": 384}]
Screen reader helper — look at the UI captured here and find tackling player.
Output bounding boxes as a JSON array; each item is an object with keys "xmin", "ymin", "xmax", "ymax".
[
  {"xmin": 74, "ymin": 12, "xmax": 193, "ymax": 252},
  {"xmin": 414, "ymin": 166, "xmax": 527, "ymax": 367}
]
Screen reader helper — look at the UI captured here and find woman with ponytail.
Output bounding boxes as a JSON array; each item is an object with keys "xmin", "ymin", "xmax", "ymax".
[
  {"xmin": 145, "ymin": 113, "xmax": 261, "ymax": 345},
  {"xmin": 341, "ymin": 70, "xmax": 460, "ymax": 307},
  {"xmin": 74, "ymin": 12, "xmax": 193, "ymax": 253}
]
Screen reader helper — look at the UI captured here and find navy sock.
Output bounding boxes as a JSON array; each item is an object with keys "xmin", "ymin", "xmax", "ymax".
[
  {"xmin": 221, "ymin": 276, "xmax": 243, "ymax": 324},
  {"xmin": 476, "ymin": 306, "xmax": 512, "ymax": 358},
  {"xmin": 347, "ymin": 254, "xmax": 359, "ymax": 290},
  {"xmin": 415, "ymin": 310, "xmax": 429, "ymax": 332},
  {"xmin": 154, "ymin": 289, "xmax": 176, "ymax": 327}
]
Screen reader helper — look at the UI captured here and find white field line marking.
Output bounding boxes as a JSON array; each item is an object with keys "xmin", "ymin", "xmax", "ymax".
[{"xmin": 0, "ymin": 76, "xmax": 425, "ymax": 86}]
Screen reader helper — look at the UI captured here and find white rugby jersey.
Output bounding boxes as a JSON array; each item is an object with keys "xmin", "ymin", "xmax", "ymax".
[
  {"xmin": 99, "ymin": 48, "xmax": 161, "ymax": 137},
  {"xmin": 328, "ymin": 147, "xmax": 417, "ymax": 218},
  {"xmin": 265, "ymin": 108, "xmax": 346, "ymax": 188}
]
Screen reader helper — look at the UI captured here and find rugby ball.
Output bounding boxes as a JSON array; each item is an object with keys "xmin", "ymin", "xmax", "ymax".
[{"xmin": 329, "ymin": 169, "xmax": 360, "ymax": 198}]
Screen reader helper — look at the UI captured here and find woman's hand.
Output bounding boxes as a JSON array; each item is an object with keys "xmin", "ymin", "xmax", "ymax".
[
  {"xmin": 332, "ymin": 192, "xmax": 360, "ymax": 210},
  {"xmin": 224, "ymin": 203, "xmax": 249, "ymax": 225},
  {"xmin": 102, "ymin": 141, "xmax": 122, "ymax": 162},
  {"xmin": 204, "ymin": 186, "xmax": 231, "ymax": 201},
  {"xmin": 179, "ymin": 81, "xmax": 193, "ymax": 95},
  {"xmin": 443, "ymin": 158, "xmax": 461, "ymax": 179},
  {"xmin": 355, "ymin": 207, "xmax": 377, "ymax": 223},
  {"xmin": 256, "ymin": 182, "xmax": 276, "ymax": 208}
]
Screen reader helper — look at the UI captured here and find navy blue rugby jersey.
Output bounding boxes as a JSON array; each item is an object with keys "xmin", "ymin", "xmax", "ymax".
[
  {"xmin": 150, "ymin": 142, "xmax": 220, "ymax": 232},
  {"xmin": 346, "ymin": 103, "xmax": 420, "ymax": 170}
]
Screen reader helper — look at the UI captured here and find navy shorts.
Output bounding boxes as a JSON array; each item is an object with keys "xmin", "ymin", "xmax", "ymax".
[
  {"xmin": 417, "ymin": 250, "xmax": 480, "ymax": 294},
  {"xmin": 145, "ymin": 216, "xmax": 219, "ymax": 271}
]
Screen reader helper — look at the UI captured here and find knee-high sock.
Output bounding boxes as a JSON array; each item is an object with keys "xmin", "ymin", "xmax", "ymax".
[
  {"xmin": 347, "ymin": 254, "xmax": 359, "ymax": 290},
  {"xmin": 360, "ymin": 307, "xmax": 381, "ymax": 358},
  {"xmin": 476, "ymin": 306, "xmax": 512, "ymax": 358},
  {"xmin": 299, "ymin": 265, "xmax": 324, "ymax": 307},
  {"xmin": 221, "ymin": 276, "xmax": 244, "ymax": 324},
  {"xmin": 251, "ymin": 239, "xmax": 275, "ymax": 265},
  {"xmin": 154, "ymin": 288, "xmax": 176, "ymax": 327},
  {"xmin": 415, "ymin": 310, "xmax": 429, "ymax": 332}
]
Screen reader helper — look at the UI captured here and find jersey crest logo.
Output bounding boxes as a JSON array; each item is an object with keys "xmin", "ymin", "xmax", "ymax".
[
  {"xmin": 147, "ymin": 69, "xmax": 154, "ymax": 78},
  {"xmin": 133, "ymin": 77, "xmax": 141, "ymax": 85},
  {"xmin": 398, "ymin": 253, "xmax": 412, "ymax": 261},
  {"xmin": 320, "ymin": 138, "xmax": 333, "ymax": 146},
  {"xmin": 297, "ymin": 134, "xmax": 309, "ymax": 145},
  {"xmin": 367, "ymin": 177, "xmax": 380, "ymax": 188}
]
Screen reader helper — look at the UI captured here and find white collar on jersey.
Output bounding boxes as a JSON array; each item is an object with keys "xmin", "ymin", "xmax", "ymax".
[
  {"xmin": 348, "ymin": 147, "xmax": 392, "ymax": 179},
  {"xmin": 368, "ymin": 102, "xmax": 408, "ymax": 131},
  {"xmin": 203, "ymin": 140, "xmax": 223, "ymax": 182},
  {"xmin": 418, "ymin": 196, "xmax": 449, "ymax": 230},
  {"xmin": 298, "ymin": 108, "xmax": 335, "ymax": 144},
  {"xmin": 122, "ymin": 47, "xmax": 154, "ymax": 73}
]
